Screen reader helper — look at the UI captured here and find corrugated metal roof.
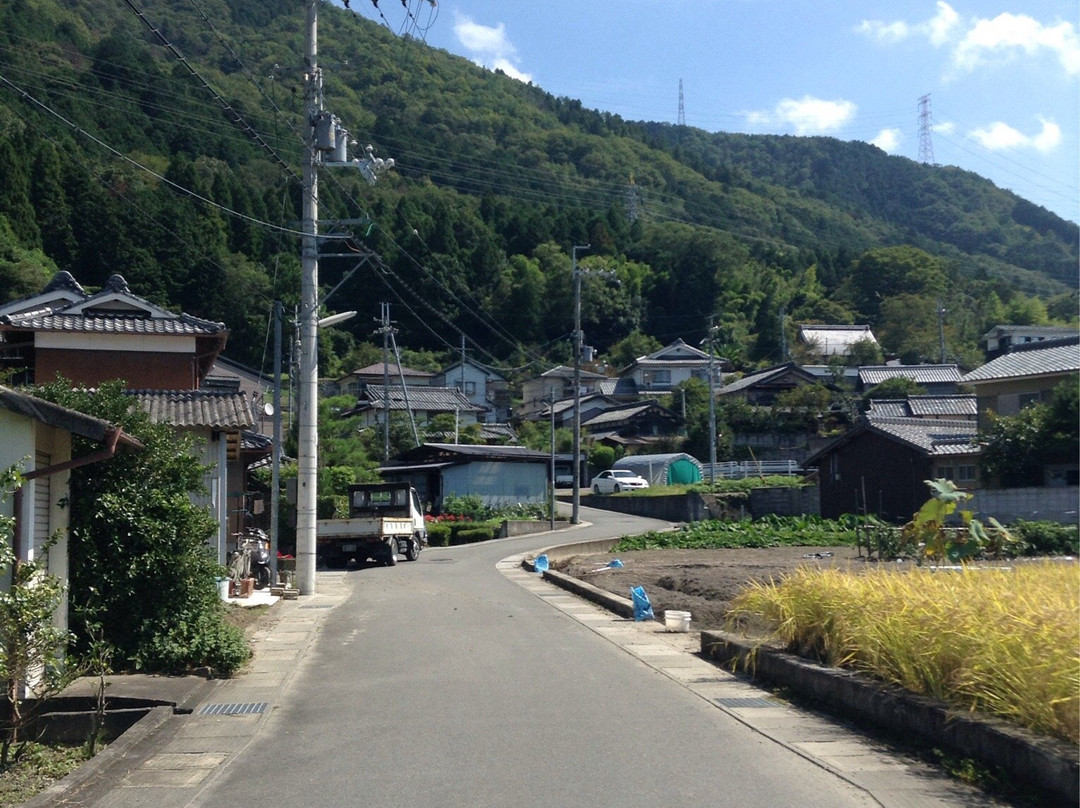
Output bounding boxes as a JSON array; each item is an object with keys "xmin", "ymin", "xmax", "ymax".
[
  {"xmin": 961, "ymin": 339, "xmax": 1080, "ymax": 383},
  {"xmin": 129, "ymin": 390, "xmax": 253, "ymax": 429},
  {"xmin": 798, "ymin": 324, "xmax": 877, "ymax": 356},
  {"xmin": 859, "ymin": 364, "xmax": 962, "ymax": 385},
  {"xmin": 582, "ymin": 401, "xmax": 669, "ymax": 427}
]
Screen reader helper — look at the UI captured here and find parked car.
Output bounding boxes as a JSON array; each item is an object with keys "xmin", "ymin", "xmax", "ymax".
[{"xmin": 590, "ymin": 469, "xmax": 650, "ymax": 495}]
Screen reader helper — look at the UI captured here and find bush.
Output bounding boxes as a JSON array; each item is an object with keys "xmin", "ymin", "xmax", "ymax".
[
  {"xmin": 426, "ymin": 523, "xmax": 451, "ymax": 546},
  {"xmin": 1010, "ymin": 520, "xmax": 1079, "ymax": 556},
  {"xmin": 450, "ymin": 525, "xmax": 497, "ymax": 545},
  {"xmin": 441, "ymin": 494, "xmax": 486, "ymax": 520}
]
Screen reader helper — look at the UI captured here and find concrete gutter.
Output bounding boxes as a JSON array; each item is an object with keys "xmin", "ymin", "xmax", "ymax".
[
  {"xmin": 21, "ymin": 705, "xmax": 174, "ymax": 808},
  {"xmin": 523, "ymin": 541, "xmax": 1079, "ymax": 807}
]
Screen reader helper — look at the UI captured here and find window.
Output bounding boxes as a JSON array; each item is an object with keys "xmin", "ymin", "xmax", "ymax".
[{"xmin": 1018, "ymin": 392, "xmax": 1042, "ymax": 409}]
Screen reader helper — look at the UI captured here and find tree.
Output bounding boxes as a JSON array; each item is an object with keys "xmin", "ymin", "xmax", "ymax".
[
  {"xmin": 980, "ymin": 377, "xmax": 1080, "ymax": 487},
  {"xmin": 846, "ymin": 247, "xmax": 947, "ymax": 320},
  {"xmin": 31, "ymin": 380, "xmax": 250, "ymax": 675},
  {"xmin": 846, "ymin": 338, "xmax": 883, "ymax": 367}
]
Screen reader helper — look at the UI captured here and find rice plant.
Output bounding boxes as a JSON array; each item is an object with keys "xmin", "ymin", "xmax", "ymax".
[{"xmin": 727, "ymin": 562, "xmax": 1079, "ymax": 744}]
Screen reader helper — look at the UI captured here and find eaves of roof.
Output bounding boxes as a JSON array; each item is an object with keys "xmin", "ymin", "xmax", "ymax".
[{"xmin": 961, "ymin": 339, "xmax": 1080, "ymax": 383}]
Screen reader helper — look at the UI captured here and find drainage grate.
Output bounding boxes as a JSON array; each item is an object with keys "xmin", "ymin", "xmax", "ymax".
[
  {"xmin": 300, "ymin": 604, "xmax": 333, "ymax": 609},
  {"xmin": 715, "ymin": 697, "xmax": 779, "ymax": 709},
  {"xmin": 199, "ymin": 702, "xmax": 268, "ymax": 716}
]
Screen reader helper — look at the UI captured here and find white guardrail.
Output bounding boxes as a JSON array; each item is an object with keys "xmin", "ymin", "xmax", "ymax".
[{"xmin": 705, "ymin": 460, "xmax": 801, "ymax": 480}]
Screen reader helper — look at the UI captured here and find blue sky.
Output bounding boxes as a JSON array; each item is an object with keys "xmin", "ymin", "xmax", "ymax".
[{"xmin": 344, "ymin": 1, "xmax": 1079, "ymax": 224}]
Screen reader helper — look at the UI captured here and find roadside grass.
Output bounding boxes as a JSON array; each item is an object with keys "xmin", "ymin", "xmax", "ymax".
[
  {"xmin": 727, "ymin": 562, "xmax": 1079, "ymax": 745},
  {"xmin": 0, "ymin": 741, "xmax": 89, "ymax": 806}
]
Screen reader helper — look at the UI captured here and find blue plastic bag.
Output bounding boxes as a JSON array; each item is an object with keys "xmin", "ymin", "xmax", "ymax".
[
  {"xmin": 607, "ymin": 559, "xmax": 624, "ymax": 568},
  {"xmin": 534, "ymin": 554, "xmax": 549, "ymax": 573},
  {"xmin": 630, "ymin": 586, "xmax": 654, "ymax": 621}
]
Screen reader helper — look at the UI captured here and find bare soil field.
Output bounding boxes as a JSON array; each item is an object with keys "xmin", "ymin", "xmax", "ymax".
[{"xmin": 555, "ymin": 545, "xmax": 896, "ymax": 630}]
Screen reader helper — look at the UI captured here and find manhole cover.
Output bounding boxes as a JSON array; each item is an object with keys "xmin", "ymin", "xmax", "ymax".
[
  {"xmin": 199, "ymin": 702, "xmax": 268, "ymax": 716},
  {"xmin": 714, "ymin": 697, "xmax": 779, "ymax": 709}
]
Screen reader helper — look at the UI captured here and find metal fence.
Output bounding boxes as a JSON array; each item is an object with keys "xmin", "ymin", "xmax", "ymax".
[{"xmin": 705, "ymin": 460, "xmax": 802, "ymax": 480}]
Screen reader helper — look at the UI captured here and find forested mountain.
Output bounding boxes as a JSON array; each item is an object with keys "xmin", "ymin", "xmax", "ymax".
[{"xmin": 0, "ymin": 0, "xmax": 1076, "ymax": 380}]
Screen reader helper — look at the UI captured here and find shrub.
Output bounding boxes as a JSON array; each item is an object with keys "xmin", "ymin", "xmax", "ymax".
[
  {"xmin": 426, "ymin": 523, "xmax": 451, "ymax": 546},
  {"xmin": 441, "ymin": 494, "xmax": 486, "ymax": 520},
  {"xmin": 1010, "ymin": 520, "xmax": 1079, "ymax": 556},
  {"xmin": 450, "ymin": 525, "xmax": 497, "ymax": 545}
]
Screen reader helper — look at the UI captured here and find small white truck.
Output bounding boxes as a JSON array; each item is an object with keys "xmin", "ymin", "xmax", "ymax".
[{"xmin": 316, "ymin": 482, "xmax": 427, "ymax": 567}]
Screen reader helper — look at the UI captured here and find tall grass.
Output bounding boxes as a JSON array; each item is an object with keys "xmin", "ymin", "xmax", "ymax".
[{"xmin": 727, "ymin": 562, "xmax": 1079, "ymax": 744}]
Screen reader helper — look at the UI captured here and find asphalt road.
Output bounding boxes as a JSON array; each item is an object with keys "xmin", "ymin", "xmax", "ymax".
[{"xmin": 195, "ymin": 507, "xmax": 880, "ymax": 808}]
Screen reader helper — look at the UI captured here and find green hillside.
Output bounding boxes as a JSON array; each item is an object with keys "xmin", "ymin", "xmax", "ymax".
[{"xmin": 0, "ymin": 0, "xmax": 1075, "ymax": 376}]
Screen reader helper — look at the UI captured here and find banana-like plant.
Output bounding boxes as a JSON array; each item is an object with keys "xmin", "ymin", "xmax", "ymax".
[{"xmin": 902, "ymin": 478, "xmax": 1016, "ymax": 564}]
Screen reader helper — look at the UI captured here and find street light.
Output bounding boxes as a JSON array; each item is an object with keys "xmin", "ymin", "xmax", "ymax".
[{"xmin": 571, "ymin": 244, "xmax": 589, "ymax": 525}]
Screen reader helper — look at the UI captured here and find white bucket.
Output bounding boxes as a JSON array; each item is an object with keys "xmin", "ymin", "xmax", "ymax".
[
  {"xmin": 664, "ymin": 610, "xmax": 691, "ymax": 632},
  {"xmin": 218, "ymin": 578, "xmax": 230, "ymax": 601}
]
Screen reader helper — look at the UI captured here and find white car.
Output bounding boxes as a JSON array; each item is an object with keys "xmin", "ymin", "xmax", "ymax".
[{"xmin": 590, "ymin": 469, "xmax": 650, "ymax": 495}]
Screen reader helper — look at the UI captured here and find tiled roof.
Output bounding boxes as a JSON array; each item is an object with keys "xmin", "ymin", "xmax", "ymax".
[
  {"xmin": 961, "ymin": 338, "xmax": 1080, "ymax": 383},
  {"xmin": 0, "ymin": 312, "xmax": 224, "ymax": 336},
  {"xmin": 362, "ymin": 385, "xmax": 482, "ymax": 412},
  {"xmin": 868, "ymin": 395, "xmax": 977, "ymax": 419},
  {"xmin": 346, "ymin": 363, "xmax": 434, "ymax": 378},
  {"xmin": 717, "ymin": 362, "xmax": 817, "ymax": 395},
  {"xmin": 866, "ymin": 415, "xmax": 979, "ymax": 456},
  {"xmin": 859, "ymin": 364, "xmax": 962, "ymax": 385},
  {"xmin": 128, "ymin": 390, "xmax": 253, "ymax": 429},
  {"xmin": 539, "ymin": 364, "xmax": 608, "ymax": 380},
  {"xmin": 582, "ymin": 401, "xmax": 670, "ymax": 428}
]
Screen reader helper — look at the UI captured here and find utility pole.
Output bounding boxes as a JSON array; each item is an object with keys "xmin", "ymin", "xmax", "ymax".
[
  {"xmin": 380, "ymin": 302, "xmax": 391, "ymax": 461},
  {"xmin": 295, "ymin": 0, "xmax": 321, "ymax": 596},
  {"xmin": 707, "ymin": 316, "xmax": 719, "ymax": 486},
  {"xmin": 295, "ymin": 1, "xmax": 393, "ymax": 596},
  {"xmin": 270, "ymin": 300, "xmax": 282, "ymax": 585},
  {"xmin": 938, "ymin": 301, "xmax": 947, "ymax": 363},
  {"xmin": 571, "ymin": 244, "xmax": 589, "ymax": 525}
]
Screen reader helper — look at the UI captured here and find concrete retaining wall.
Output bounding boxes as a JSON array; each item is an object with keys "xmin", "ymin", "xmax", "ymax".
[
  {"xmin": 701, "ymin": 631, "xmax": 1078, "ymax": 807},
  {"xmin": 967, "ymin": 486, "xmax": 1079, "ymax": 524},
  {"xmin": 748, "ymin": 485, "xmax": 820, "ymax": 518}
]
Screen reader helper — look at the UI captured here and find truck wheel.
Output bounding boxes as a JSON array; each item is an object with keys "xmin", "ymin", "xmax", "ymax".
[{"xmin": 405, "ymin": 536, "xmax": 421, "ymax": 561}]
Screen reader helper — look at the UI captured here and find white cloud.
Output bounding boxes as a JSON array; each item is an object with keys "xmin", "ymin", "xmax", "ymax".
[
  {"xmin": 855, "ymin": 19, "xmax": 911, "ymax": 44},
  {"xmin": 453, "ymin": 16, "xmax": 532, "ymax": 83},
  {"xmin": 746, "ymin": 96, "xmax": 857, "ymax": 135},
  {"xmin": 870, "ymin": 128, "xmax": 902, "ymax": 152},
  {"xmin": 856, "ymin": 2, "xmax": 1079, "ymax": 76},
  {"xmin": 954, "ymin": 14, "xmax": 1080, "ymax": 76},
  {"xmin": 855, "ymin": 2, "xmax": 958, "ymax": 46},
  {"xmin": 926, "ymin": 2, "xmax": 961, "ymax": 47},
  {"xmin": 970, "ymin": 117, "xmax": 1062, "ymax": 153}
]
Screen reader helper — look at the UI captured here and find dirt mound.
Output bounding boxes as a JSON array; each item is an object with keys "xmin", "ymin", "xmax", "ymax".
[{"xmin": 556, "ymin": 545, "xmax": 881, "ymax": 629}]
